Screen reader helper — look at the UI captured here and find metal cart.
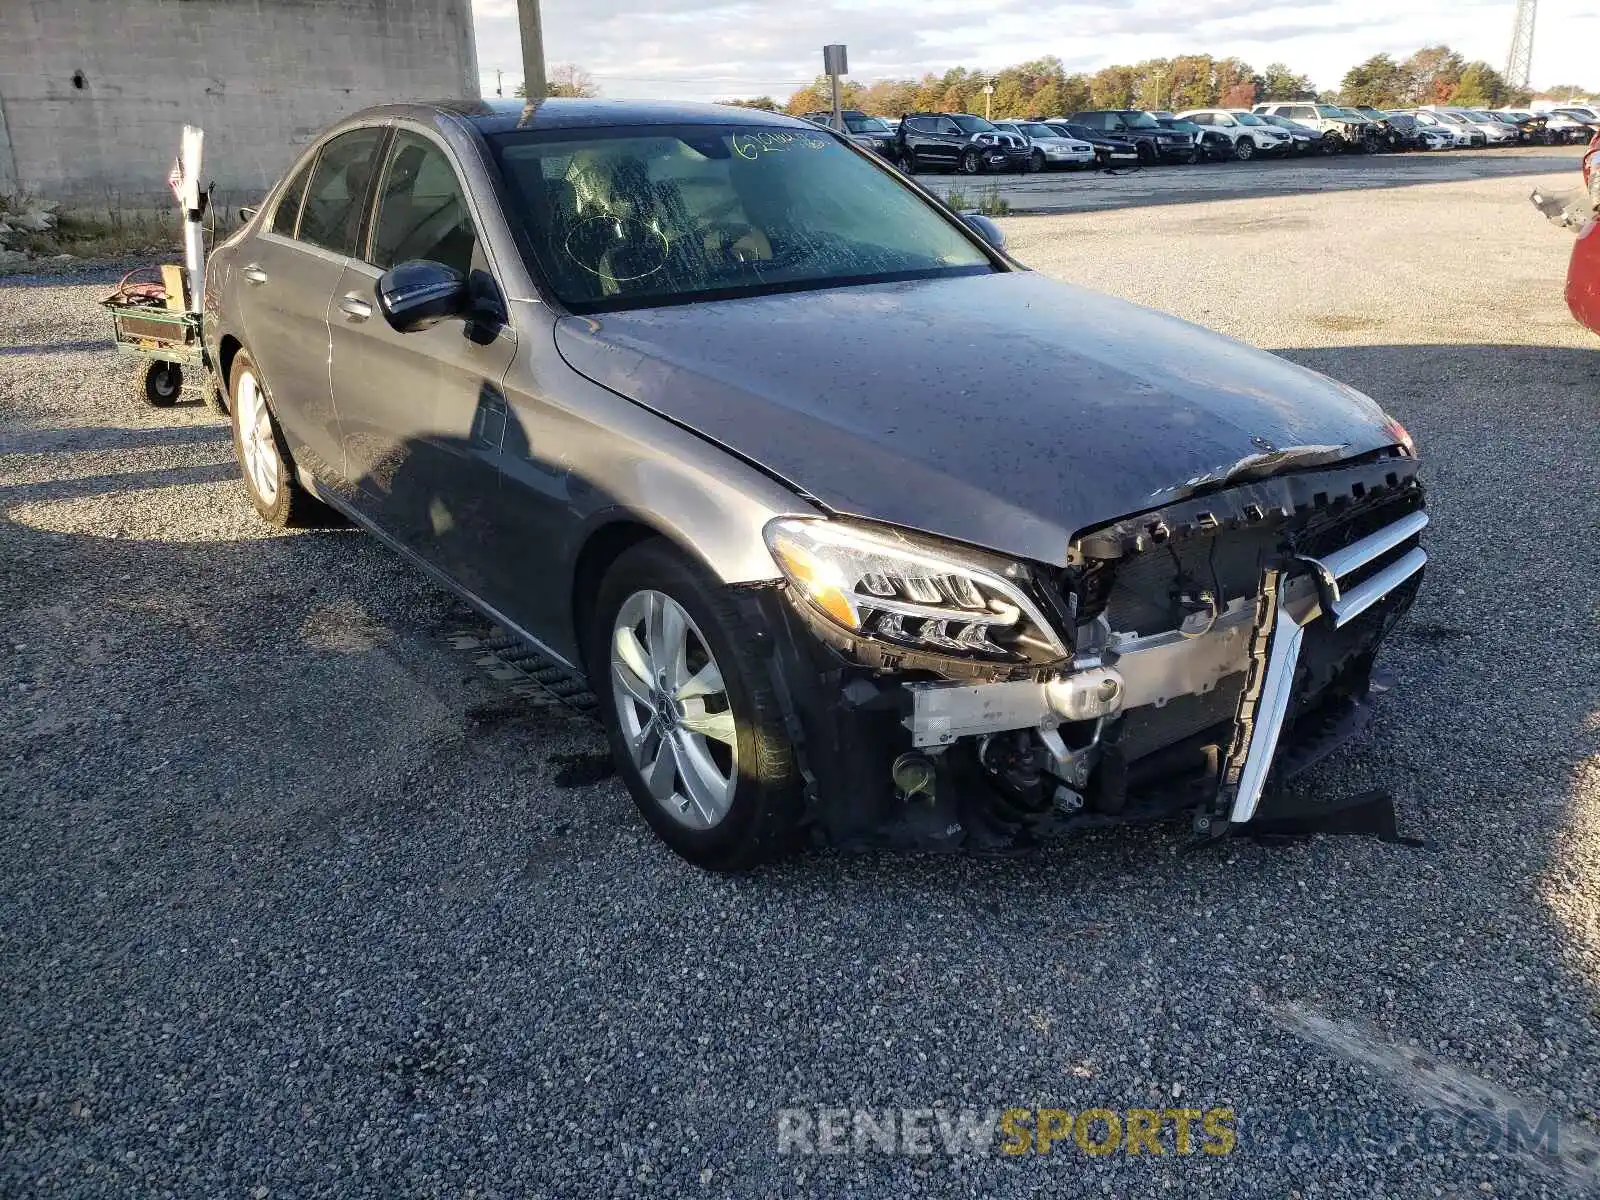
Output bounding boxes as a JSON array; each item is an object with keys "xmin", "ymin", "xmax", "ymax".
[
  {"xmin": 101, "ymin": 266, "xmax": 204, "ymax": 407},
  {"xmin": 100, "ymin": 125, "xmax": 213, "ymax": 409}
]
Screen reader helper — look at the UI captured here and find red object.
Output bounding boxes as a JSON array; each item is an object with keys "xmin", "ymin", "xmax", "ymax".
[
  {"xmin": 1568, "ymin": 219, "xmax": 1600, "ymax": 335},
  {"xmin": 1563, "ymin": 135, "xmax": 1600, "ymax": 335}
]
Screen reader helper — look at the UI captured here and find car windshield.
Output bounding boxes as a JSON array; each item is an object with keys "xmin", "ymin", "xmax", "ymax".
[
  {"xmin": 1119, "ymin": 111, "xmax": 1160, "ymax": 128},
  {"xmin": 844, "ymin": 116, "xmax": 891, "ymax": 134},
  {"xmin": 1234, "ymin": 113, "xmax": 1267, "ymax": 126},
  {"xmin": 1017, "ymin": 123, "xmax": 1060, "ymax": 138},
  {"xmin": 488, "ymin": 125, "xmax": 994, "ymax": 312},
  {"xmin": 949, "ymin": 115, "xmax": 997, "ymax": 133}
]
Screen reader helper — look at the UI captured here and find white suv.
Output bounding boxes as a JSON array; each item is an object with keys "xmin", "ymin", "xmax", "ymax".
[{"xmin": 1175, "ymin": 109, "xmax": 1293, "ymax": 160}]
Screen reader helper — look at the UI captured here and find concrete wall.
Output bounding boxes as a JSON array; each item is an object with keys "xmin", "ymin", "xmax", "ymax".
[{"xmin": 0, "ymin": 0, "xmax": 480, "ymax": 209}]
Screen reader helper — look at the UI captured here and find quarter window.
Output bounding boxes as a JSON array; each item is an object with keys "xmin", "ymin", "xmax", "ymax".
[
  {"xmin": 370, "ymin": 131, "xmax": 477, "ymax": 276},
  {"xmin": 270, "ymin": 159, "xmax": 312, "ymax": 235},
  {"xmin": 298, "ymin": 127, "xmax": 387, "ymax": 257}
]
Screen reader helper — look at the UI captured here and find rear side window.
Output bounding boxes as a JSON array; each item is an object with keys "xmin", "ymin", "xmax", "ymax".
[
  {"xmin": 369, "ymin": 131, "xmax": 477, "ymax": 276},
  {"xmin": 270, "ymin": 159, "xmax": 312, "ymax": 235},
  {"xmin": 298, "ymin": 127, "xmax": 387, "ymax": 256}
]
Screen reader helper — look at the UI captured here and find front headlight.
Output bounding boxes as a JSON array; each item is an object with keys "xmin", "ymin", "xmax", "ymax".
[{"xmin": 763, "ymin": 517, "xmax": 1069, "ymax": 663}]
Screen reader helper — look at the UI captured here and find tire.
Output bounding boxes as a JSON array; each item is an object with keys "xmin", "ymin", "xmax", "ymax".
[
  {"xmin": 1320, "ymin": 133, "xmax": 1339, "ymax": 155},
  {"xmin": 139, "ymin": 360, "xmax": 182, "ymax": 407},
  {"xmin": 1234, "ymin": 137, "xmax": 1254, "ymax": 161},
  {"xmin": 1136, "ymin": 141, "xmax": 1156, "ymax": 166},
  {"xmin": 901, "ymin": 149, "xmax": 917, "ymax": 174},
  {"xmin": 959, "ymin": 148, "xmax": 982, "ymax": 175},
  {"xmin": 1181, "ymin": 149, "xmax": 1199, "ymax": 165},
  {"xmin": 228, "ymin": 349, "xmax": 327, "ymax": 528},
  {"xmin": 591, "ymin": 539, "xmax": 803, "ymax": 871},
  {"xmin": 1027, "ymin": 149, "xmax": 1045, "ymax": 173}
]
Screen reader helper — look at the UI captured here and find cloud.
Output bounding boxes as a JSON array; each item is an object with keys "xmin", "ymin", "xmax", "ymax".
[{"xmin": 472, "ymin": 0, "xmax": 1600, "ymax": 99}]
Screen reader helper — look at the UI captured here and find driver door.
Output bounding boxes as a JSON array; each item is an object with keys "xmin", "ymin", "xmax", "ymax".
[{"xmin": 327, "ymin": 127, "xmax": 517, "ymax": 598}]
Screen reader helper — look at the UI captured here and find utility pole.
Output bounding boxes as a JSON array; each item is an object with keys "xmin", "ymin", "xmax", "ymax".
[
  {"xmin": 519, "ymin": 0, "xmax": 547, "ymax": 101},
  {"xmin": 1505, "ymin": 0, "xmax": 1536, "ymax": 92},
  {"xmin": 982, "ymin": 80, "xmax": 995, "ymax": 119},
  {"xmin": 823, "ymin": 45, "xmax": 849, "ymax": 133}
]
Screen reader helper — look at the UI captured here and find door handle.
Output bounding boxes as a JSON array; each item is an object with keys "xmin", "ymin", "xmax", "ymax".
[
  {"xmin": 338, "ymin": 293, "xmax": 373, "ymax": 321},
  {"xmin": 242, "ymin": 264, "xmax": 268, "ymax": 285}
]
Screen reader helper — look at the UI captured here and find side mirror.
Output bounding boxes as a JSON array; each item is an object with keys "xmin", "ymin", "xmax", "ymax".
[
  {"xmin": 376, "ymin": 259, "xmax": 469, "ymax": 333},
  {"xmin": 963, "ymin": 213, "xmax": 1007, "ymax": 252}
]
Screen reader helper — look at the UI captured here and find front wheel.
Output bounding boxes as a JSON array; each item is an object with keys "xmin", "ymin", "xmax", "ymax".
[
  {"xmin": 1027, "ymin": 150, "xmax": 1045, "ymax": 173},
  {"xmin": 959, "ymin": 148, "xmax": 982, "ymax": 175},
  {"xmin": 1234, "ymin": 137, "xmax": 1255, "ymax": 161},
  {"xmin": 138, "ymin": 360, "xmax": 182, "ymax": 407},
  {"xmin": 901, "ymin": 149, "xmax": 917, "ymax": 174},
  {"xmin": 593, "ymin": 540, "xmax": 804, "ymax": 870}
]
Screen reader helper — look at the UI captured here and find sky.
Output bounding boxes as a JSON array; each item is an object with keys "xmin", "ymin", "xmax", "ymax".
[{"xmin": 468, "ymin": 0, "xmax": 1599, "ymax": 103}]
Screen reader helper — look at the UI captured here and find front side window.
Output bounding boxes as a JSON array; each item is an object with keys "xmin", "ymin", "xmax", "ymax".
[
  {"xmin": 298, "ymin": 127, "xmax": 387, "ymax": 256},
  {"xmin": 270, "ymin": 158, "xmax": 312, "ymax": 235},
  {"xmin": 489, "ymin": 125, "xmax": 994, "ymax": 312},
  {"xmin": 370, "ymin": 131, "xmax": 477, "ymax": 277},
  {"xmin": 1235, "ymin": 113, "xmax": 1266, "ymax": 126},
  {"xmin": 949, "ymin": 115, "xmax": 996, "ymax": 134}
]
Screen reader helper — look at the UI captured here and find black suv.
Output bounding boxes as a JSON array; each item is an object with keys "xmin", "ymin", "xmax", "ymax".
[
  {"xmin": 1067, "ymin": 110, "xmax": 1195, "ymax": 163},
  {"xmin": 898, "ymin": 112, "xmax": 1019, "ymax": 174},
  {"xmin": 801, "ymin": 110, "xmax": 899, "ymax": 160}
]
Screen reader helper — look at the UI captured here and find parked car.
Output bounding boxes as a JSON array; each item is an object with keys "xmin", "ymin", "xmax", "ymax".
[
  {"xmin": 1045, "ymin": 121, "xmax": 1142, "ymax": 169},
  {"xmin": 1154, "ymin": 116, "xmax": 1224, "ymax": 158},
  {"xmin": 203, "ymin": 99, "xmax": 1428, "ymax": 867},
  {"xmin": 1374, "ymin": 110, "xmax": 1433, "ymax": 150},
  {"xmin": 1541, "ymin": 109, "xmax": 1598, "ymax": 143},
  {"xmin": 1550, "ymin": 108, "xmax": 1600, "ymax": 140},
  {"xmin": 1491, "ymin": 110, "xmax": 1553, "ymax": 143},
  {"xmin": 1404, "ymin": 109, "xmax": 1482, "ymax": 148},
  {"xmin": 801, "ymin": 110, "xmax": 898, "ymax": 159},
  {"xmin": 991, "ymin": 120, "xmax": 1097, "ymax": 171},
  {"xmin": 1565, "ymin": 134, "xmax": 1600, "ymax": 334},
  {"xmin": 1065, "ymin": 110, "xmax": 1197, "ymax": 163},
  {"xmin": 1174, "ymin": 109, "xmax": 1293, "ymax": 160},
  {"xmin": 897, "ymin": 112, "xmax": 1017, "ymax": 174},
  {"xmin": 1255, "ymin": 102, "xmax": 1372, "ymax": 152},
  {"xmin": 1423, "ymin": 107, "xmax": 1517, "ymax": 145},
  {"xmin": 1346, "ymin": 106, "xmax": 1426, "ymax": 150},
  {"xmin": 1250, "ymin": 112, "xmax": 1324, "ymax": 154}
]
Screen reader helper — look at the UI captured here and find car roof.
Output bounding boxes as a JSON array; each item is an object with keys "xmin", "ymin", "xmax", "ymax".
[{"xmin": 344, "ymin": 97, "xmax": 812, "ymax": 135}]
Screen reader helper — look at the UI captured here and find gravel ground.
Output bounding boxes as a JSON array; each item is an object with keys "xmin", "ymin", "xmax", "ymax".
[{"xmin": 3, "ymin": 155, "xmax": 1599, "ymax": 1198}]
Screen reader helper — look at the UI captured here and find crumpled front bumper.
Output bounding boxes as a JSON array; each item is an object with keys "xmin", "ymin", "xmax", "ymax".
[{"xmin": 749, "ymin": 458, "xmax": 1427, "ymax": 852}]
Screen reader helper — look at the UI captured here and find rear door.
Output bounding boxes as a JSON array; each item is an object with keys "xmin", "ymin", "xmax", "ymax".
[
  {"xmin": 326, "ymin": 126, "xmax": 517, "ymax": 598},
  {"xmin": 234, "ymin": 125, "xmax": 388, "ymax": 485}
]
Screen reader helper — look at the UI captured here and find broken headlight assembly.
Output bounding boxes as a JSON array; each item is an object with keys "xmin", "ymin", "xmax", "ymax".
[{"xmin": 763, "ymin": 517, "xmax": 1069, "ymax": 665}]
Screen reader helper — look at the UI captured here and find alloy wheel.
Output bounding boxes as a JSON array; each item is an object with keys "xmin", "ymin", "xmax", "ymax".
[
  {"xmin": 234, "ymin": 369, "xmax": 280, "ymax": 506},
  {"xmin": 960, "ymin": 149, "xmax": 981, "ymax": 174},
  {"xmin": 1235, "ymin": 138, "xmax": 1254, "ymax": 161},
  {"xmin": 610, "ymin": 589, "xmax": 738, "ymax": 831}
]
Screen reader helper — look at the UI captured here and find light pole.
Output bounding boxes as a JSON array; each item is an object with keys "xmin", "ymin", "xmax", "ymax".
[
  {"xmin": 519, "ymin": 0, "xmax": 546, "ymax": 101},
  {"xmin": 982, "ymin": 81, "xmax": 995, "ymax": 119}
]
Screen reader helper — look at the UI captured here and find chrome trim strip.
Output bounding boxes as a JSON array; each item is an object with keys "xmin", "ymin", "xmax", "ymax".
[
  {"xmin": 1319, "ymin": 510, "xmax": 1429, "ymax": 580},
  {"xmin": 1330, "ymin": 546, "xmax": 1428, "ymax": 628},
  {"xmin": 1229, "ymin": 597, "xmax": 1306, "ymax": 823}
]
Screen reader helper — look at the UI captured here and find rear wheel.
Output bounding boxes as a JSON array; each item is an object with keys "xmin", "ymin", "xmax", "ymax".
[
  {"xmin": 228, "ymin": 350, "xmax": 328, "ymax": 528},
  {"xmin": 138, "ymin": 360, "xmax": 182, "ymax": 407},
  {"xmin": 592, "ymin": 539, "xmax": 804, "ymax": 870}
]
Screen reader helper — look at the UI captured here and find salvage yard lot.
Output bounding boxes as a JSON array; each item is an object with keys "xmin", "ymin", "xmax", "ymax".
[{"xmin": 2, "ymin": 151, "xmax": 1598, "ymax": 1196}]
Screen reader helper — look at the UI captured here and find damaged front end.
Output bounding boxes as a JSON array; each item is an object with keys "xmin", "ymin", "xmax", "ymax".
[{"xmin": 756, "ymin": 448, "xmax": 1426, "ymax": 853}]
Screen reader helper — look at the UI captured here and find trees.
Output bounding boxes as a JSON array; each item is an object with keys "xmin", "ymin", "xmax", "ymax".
[
  {"xmin": 1340, "ymin": 54, "xmax": 1408, "ymax": 107},
  {"xmin": 514, "ymin": 63, "xmax": 598, "ymax": 99},
  {"xmin": 1450, "ymin": 62, "xmax": 1511, "ymax": 108},
  {"xmin": 1089, "ymin": 65, "xmax": 1139, "ymax": 108},
  {"xmin": 1260, "ymin": 62, "xmax": 1316, "ymax": 100},
  {"xmin": 1402, "ymin": 45, "xmax": 1466, "ymax": 105},
  {"xmin": 717, "ymin": 97, "xmax": 779, "ymax": 111}
]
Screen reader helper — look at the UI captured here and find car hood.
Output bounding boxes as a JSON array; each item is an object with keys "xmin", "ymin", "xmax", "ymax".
[{"xmin": 553, "ymin": 272, "xmax": 1398, "ymax": 566}]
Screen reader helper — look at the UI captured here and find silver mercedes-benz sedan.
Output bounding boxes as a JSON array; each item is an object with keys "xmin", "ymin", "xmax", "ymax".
[{"xmin": 204, "ymin": 98, "xmax": 1426, "ymax": 869}]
